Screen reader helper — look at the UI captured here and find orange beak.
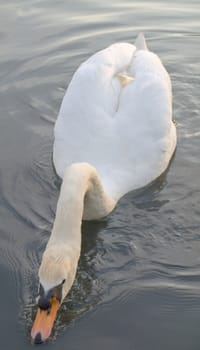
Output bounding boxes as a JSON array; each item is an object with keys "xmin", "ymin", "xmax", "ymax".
[{"xmin": 31, "ymin": 297, "xmax": 60, "ymax": 344}]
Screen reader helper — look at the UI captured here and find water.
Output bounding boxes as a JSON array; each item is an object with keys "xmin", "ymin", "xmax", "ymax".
[{"xmin": 0, "ymin": 0, "xmax": 200, "ymax": 349}]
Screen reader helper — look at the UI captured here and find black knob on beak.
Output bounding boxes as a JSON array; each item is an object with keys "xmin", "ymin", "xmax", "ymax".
[{"xmin": 38, "ymin": 297, "xmax": 51, "ymax": 311}]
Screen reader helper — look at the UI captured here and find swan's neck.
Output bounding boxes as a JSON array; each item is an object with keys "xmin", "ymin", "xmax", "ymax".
[{"xmin": 47, "ymin": 163, "xmax": 116, "ymax": 247}]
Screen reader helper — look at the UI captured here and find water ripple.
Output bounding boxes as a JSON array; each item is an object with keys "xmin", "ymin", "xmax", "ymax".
[{"xmin": 0, "ymin": 0, "xmax": 200, "ymax": 347}]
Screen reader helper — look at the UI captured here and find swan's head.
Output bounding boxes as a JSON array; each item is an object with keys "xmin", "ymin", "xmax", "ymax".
[{"xmin": 31, "ymin": 245, "xmax": 79, "ymax": 344}]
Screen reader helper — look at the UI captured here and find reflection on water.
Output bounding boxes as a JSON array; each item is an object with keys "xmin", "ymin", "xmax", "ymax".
[
  {"xmin": 55, "ymin": 221, "xmax": 108, "ymax": 332},
  {"xmin": 0, "ymin": 0, "xmax": 200, "ymax": 348}
]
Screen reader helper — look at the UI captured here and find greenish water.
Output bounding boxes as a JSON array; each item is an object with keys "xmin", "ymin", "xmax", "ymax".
[{"xmin": 0, "ymin": 0, "xmax": 200, "ymax": 349}]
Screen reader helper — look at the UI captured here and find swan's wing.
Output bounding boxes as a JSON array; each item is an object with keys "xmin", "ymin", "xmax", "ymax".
[
  {"xmin": 110, "ymin": 47, "xmax": 176, "ymax": 198},
  {"xmin": 117, "ymin": 48, "xmax": 172, "ymax": 138},
  {"xmin": 54, "ymin": 42, "xmax": 136, "ymax": 178}
]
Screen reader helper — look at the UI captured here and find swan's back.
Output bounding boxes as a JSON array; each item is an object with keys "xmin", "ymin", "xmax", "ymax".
[{"xmin": 53, "ymin": 34, "xmax": 176, "ymax": 200}]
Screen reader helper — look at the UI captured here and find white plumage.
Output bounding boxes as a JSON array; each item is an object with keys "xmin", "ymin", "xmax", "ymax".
[{"xmin": 53, "ymin": 33, "xmax": 176, "ymax": 200}]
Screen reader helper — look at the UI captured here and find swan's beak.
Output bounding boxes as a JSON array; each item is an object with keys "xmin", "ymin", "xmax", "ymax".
[{"xmin": 31, "ymin": 297, "xmax": 60, "ymax": 344}]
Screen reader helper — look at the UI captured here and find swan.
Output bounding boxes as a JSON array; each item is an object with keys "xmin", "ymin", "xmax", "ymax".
[{"xmin": 31, "ymin": 33, "xmax": 176, "ymax": 343}]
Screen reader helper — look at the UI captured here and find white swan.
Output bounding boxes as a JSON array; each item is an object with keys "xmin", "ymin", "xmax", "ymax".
[{"xmin": 31, "ymin": 33, "xmax": 176, "ymax": 343}]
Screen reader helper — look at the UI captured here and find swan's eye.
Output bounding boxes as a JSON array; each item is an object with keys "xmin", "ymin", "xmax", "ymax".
[
  {"xmin": 38, "ymin": 283, "xmax": 45, "ymax": 297},
  {"xmin": 62, "ymin": 279, "xmax": 66, "ymax": 284}
]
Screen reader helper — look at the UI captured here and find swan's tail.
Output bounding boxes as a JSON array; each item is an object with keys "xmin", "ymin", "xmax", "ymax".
[{"xmin": 135, "ymin": 33, "xmax": 148, "ymax": 51}]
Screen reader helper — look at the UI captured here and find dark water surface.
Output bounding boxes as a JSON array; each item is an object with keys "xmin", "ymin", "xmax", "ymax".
[{"xmin": 0, "ymin": 0, "xmax": 200, "ymax": 349}]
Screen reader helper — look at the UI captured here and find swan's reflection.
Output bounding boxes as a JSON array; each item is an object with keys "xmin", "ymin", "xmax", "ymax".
[
  {"xmin": 54, "ymin": 220, "xmax": 108, "ymax": 330},
  {"xmin": 128, "ymin": 161, "xmax": 175, "ymax": 211}
]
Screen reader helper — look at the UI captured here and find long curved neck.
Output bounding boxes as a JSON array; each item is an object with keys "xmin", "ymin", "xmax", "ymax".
[{"xmin": 47, "ymin": 163, "xmax": 116, "ymax": 247}]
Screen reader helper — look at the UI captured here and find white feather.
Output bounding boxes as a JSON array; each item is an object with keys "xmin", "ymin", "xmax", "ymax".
[{"xmin": 53, "ymin": 34, "xmax": 176, "ymax": 200}]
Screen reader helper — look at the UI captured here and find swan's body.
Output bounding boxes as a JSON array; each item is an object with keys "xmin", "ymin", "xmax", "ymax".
[
  {"xmin": 31, "ymin": 34, "xmax": 176, "ymax": 343},
  {"xmin": 53, "ymin": 34, "xmax": 176, "ymax": 200}
]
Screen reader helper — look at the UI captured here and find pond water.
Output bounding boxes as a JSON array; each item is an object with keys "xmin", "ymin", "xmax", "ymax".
[{"xmin": 0, "ymin": 0, "xmax": 200, "ymax": 349}]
